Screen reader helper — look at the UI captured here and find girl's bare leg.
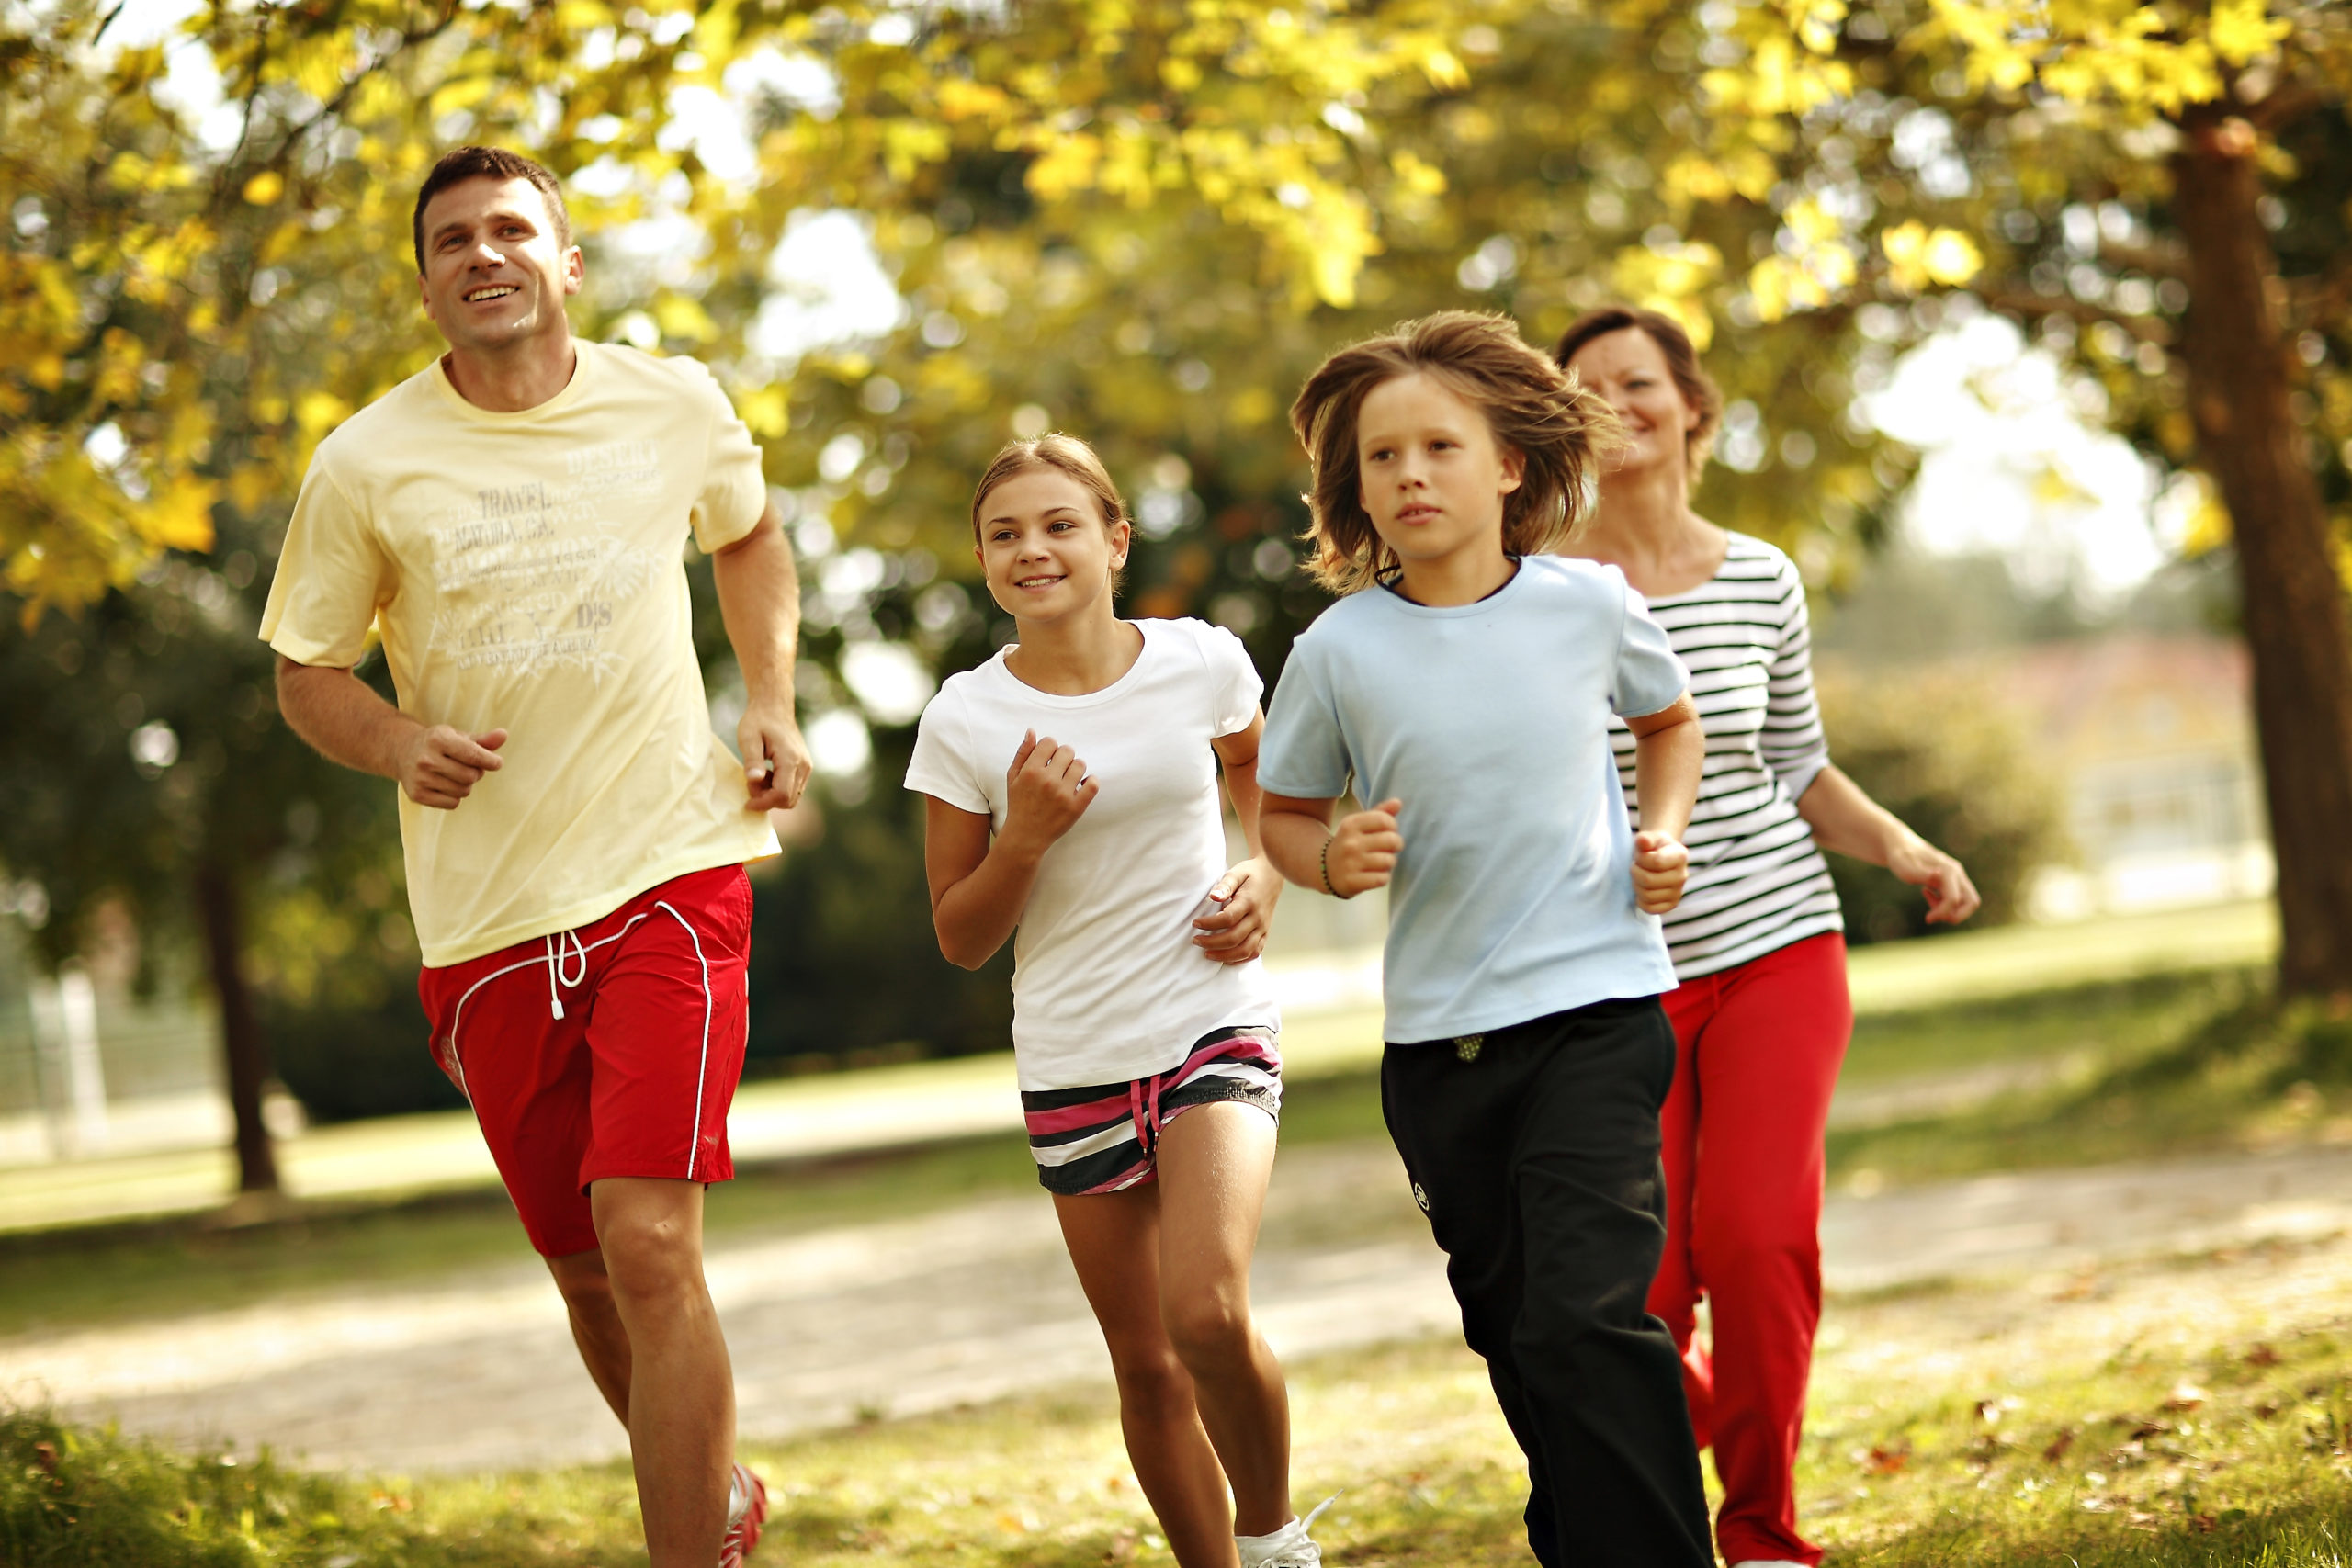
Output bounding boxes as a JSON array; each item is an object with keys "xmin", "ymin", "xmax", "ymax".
[
  {"xmin": 1056, "ymin": 1185, "xmax": 1241, "ymax": 1568},
  {"xmin": 1154, "ymin": 1101, "xmax": 1293, "ymax": 1538}
]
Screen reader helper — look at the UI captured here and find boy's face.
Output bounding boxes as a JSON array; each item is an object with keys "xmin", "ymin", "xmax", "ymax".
[
  {"xmin": 1354, "ymin": 371, "xmax": 1525, "ymax": 567},
  {"xmin": 975, "ymin": 468, "xmax": 1131, "ymax": 626},
  {"xmin": 416, "ymin": 175, "xmax": 582, "ymax": 355}
]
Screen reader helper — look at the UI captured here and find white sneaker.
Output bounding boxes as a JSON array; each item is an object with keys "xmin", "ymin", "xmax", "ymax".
[{"xmin": 1238, "ymin": 1494, "xmax": 1339, "ymax": 1568}]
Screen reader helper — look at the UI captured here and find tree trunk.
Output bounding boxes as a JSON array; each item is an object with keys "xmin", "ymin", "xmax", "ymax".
[
  {"xmin": 2171, "ymin": 107, "xmax": 2352, "ymax": 998},
  {"xmin": 194, "ymin": 861, "xmax": 280, "ymax": 1193}
]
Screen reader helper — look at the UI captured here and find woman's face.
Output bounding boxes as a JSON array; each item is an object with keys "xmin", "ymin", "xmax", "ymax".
[
  {"xmin": 974, "ymin": 467, "xmax": 1128, "ymax": 626},
  {"xmin": 1568, "ymin": 327, "xmax": 1700, "ymax": 479}
]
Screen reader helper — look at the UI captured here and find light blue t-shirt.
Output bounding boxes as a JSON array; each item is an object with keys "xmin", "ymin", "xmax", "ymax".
[{"xmin": 1258, "ymin": 555, "xmax": 1689, "ymax": 1044}]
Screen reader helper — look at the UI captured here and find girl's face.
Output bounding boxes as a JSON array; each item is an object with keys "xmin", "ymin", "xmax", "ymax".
[
  {"xmin": 1567, "ymin": 327, "xmax": 1700, "ymax": 478},
  {"xmin": 1354, "ymin": 370, "xmax": 1525, "ymax": 569},
  {"xmin": 975, "ymin": 467, "xmax": 1130, "ymax": 627}
]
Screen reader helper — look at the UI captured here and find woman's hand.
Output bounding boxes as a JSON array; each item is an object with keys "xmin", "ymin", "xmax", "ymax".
[
  {"xmin": 1323, "ymin": 797, "xmax": 1403, "ymax": 898},
  {"xmin": 1887, "ymin": 838, "xmax": 1981, "ymax": 925},
  {"xmin": 1001, "ymin": 729, "xmax": 1097, "ymax": 853},
  {"xmin": 1193, "ymin": 858, "xmax": 1283, "ymax": 964},
  {"xmin": 1632, "ymin": 829, "xmax": 1690, "ymax": 915}
]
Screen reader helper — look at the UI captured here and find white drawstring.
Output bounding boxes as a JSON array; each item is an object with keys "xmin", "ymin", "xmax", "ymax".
[{"xmin": 543, "ymin": 929, "xmax": 588, "ymax": 1020}]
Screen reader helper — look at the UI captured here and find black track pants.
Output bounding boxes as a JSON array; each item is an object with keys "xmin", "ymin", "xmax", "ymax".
[{"xmin": 1382, "ymin": 995, "xmax": 1714, "ymax": 1568}]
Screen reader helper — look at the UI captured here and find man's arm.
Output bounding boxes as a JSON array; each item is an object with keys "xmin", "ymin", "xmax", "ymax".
[
  {"xmin": 276, "ymin": 658, "xmax": 507, "ymax": 809},
  {"xmin": 712, "ymin": 499, "xmax": 812, "ymax": 812}
]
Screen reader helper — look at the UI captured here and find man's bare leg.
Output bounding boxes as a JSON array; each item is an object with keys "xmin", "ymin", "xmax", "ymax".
[
  {"xmin": 542, "ymin": 1177, "xmax": 732, "ymax": 1568},
  {"xmin": 547, "ymin": 1247, "xmax": 633, "ymax": 1422}
]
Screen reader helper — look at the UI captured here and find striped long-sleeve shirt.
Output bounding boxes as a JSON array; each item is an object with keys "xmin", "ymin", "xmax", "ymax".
[{"xmin": 1609, "ymin": 532, "xmax": 1843, "ymax": 980}]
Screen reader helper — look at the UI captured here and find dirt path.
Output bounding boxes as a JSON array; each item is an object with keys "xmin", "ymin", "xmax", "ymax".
[{"xmin": 6, "ymin": 1138, "xmax": 2352, "ymax": 1474}]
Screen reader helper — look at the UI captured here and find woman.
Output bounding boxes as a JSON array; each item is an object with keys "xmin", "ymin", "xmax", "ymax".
[{"xmin": 1555, "ymin": 306, "xmax": 1982, "ymax": 1568}]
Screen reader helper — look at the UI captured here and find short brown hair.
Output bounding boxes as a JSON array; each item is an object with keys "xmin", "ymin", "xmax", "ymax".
[
  {"xmin": 413, "ymin": 146, "xmax": 572, "ymax": 275},
  {"xmin": 1289, "ymin": 311, "xmax": 1614, "ymax": 595},
  {"xmin": 1553, "ymin": 306, "xmax": 1722, "ymax": 482},
  {"xmin": 970, "ymin": 434, "xmax": 1130, "ymax": 587}
]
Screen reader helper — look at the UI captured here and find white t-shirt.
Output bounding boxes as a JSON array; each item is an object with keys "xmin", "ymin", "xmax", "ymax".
[{"xmin": 903, "ymin": 618, "xmax": 1279, "ymax": 1090}]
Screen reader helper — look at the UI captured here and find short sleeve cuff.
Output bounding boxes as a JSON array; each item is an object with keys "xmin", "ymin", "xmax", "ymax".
[{"xmin": 902, "ymin": 766, "xmax": 991, "ymax": 817}]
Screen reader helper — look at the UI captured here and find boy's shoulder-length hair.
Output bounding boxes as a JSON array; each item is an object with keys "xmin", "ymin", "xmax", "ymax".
[{"xmin": 1287, "ymin": 310, "xmax": 1615, "ymax": 596}]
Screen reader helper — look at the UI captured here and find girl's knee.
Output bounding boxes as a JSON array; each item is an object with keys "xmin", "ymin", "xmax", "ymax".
[
  {"xmin": 1161, "ymin": 1288, "xmax": 1253, "ymax": 1370},
  {"xmin": 1108, "ymin": 1344, "xmax": 1192, "ymax": 1411}
]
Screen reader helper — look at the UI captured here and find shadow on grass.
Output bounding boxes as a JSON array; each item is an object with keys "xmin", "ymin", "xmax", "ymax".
[{"xmin": 1829, "ymin": 970, "xmax": 2352, "ymax": 1187}]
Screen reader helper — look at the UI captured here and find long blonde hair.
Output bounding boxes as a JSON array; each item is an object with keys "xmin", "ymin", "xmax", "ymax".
[{"xmin": 1289, "ymin": 311, "xmax": 1615, "ymax": 595}]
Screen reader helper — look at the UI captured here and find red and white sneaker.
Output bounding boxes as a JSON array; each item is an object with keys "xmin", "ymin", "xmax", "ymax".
[{"xmin": 718, "ymin": 1462, "xmax": 768, "ymax": 1566}]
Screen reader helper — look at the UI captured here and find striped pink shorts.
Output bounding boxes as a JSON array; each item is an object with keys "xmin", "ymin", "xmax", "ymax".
[{"xmin": 1019, "ymin": 1026, "xmax": 1282, "ymax": 1196}]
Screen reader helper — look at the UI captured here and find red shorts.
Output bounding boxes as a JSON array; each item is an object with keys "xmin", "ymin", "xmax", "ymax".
[{"xmin": 419, "ymin": 864, "xmax": 753, "ymax": 1258}]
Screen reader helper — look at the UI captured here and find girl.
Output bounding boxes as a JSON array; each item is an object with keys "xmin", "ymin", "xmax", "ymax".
[
  {"xmin": 1555, "ymin": 304, "xmax": 1979, "ymax": 1568},
  {"xmin": 904, "ymin": 435, "xmax": 1329, "ymax": 1568},
  {"xmin": 1255, "ymin": 310, "xmax": 1715, "ymax": 1568}
]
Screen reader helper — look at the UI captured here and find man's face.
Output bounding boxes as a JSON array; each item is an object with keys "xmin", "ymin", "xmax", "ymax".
[{"xmin": 416, "ymin": 175, "xmax": 581, "ymax": 354}]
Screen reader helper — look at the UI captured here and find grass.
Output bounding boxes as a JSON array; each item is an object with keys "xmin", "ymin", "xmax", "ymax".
[
  {"xmin": 1836, "ymin": 967, "xmax": 2254, "ymax": 1089},
  {"xmin": 20, "ymin": 1236, "xmax": 2352, "ymax": 1566},
  {"xmin": 1831, "ymin": 969, "xmax": 2352, "ymax": 1189}
]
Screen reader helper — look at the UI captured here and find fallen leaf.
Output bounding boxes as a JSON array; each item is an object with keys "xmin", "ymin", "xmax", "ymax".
[
  {"xmin": 1862, "ymin": 1443, "xmax": 1911, "ymax": 1475},
  {"xmin": 30, "ymin": 1442, "xmax": 57, "ymax": 1475},
  {"xmin": 2164, "ymin": 1382, "xmax": 2210, "ymax": 1412},
  {"xmin": 2189, "ymin": 1512, "xmax": 2219, "ymax": 1532},
  {"xmin": 2042, "ymin": 1428, "xmax": 2076, "ymax": 1463},
  {"xmin": 2246, "ymin": 1344, "xmax": 2281, "ymax": 1368}
]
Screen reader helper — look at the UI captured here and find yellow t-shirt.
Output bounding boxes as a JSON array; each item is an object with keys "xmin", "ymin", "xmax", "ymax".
[{"xmin": 260, "ymin": 339, "xmax": 781, "ymax": 967}]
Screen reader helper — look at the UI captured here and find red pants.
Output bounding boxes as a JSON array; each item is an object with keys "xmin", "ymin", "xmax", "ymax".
[
  {"xmin": 1650, "ymin": 931, "xmax": 1851, "ymax": 1567},
  {"xmin": 419, "ymin": 865, "xmax": 753, "ymax": 1258}
]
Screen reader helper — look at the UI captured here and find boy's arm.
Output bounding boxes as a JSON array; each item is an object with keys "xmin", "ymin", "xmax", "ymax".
[
  {"xmin": 1626, "ymin": 692, "xmax": 1702, "ymax": 914},
  {"xmin": 1261, "ymin": 790, "xmax": 1402, "ymax": 899}
]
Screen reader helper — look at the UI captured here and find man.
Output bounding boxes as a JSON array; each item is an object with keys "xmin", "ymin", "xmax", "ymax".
[{"xmin": 263, "ymin": 145, "xmax": 807, "ymax": 1568}]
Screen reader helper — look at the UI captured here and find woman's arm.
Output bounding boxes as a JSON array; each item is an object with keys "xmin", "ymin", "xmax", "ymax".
[
  {"xmin": 1795, "ymin": 763, "xmax": 1982, "ymax": 925},
  {"xmin": 922, "ymin": 731, "xmax": 1097, "ymax": 969}
]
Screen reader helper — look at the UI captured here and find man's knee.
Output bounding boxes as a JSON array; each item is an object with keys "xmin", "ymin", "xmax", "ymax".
[
  {"xmin": 593, "ymin": 1203, "xmax": 704, "ymax": 1301},
  {"xmin": 548, "ymin": 1248, "xmax": 617, "ymax": 1313}
]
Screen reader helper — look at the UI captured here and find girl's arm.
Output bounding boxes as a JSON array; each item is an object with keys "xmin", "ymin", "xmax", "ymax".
[
  {"xmin": 1795, "ymin": 763, "xmax": 1982, "ymax": 925},
  {"xmin": 1625, "ymin": 692, "xmax": 1702, "ymax": 915},
  {"xmin": 1195, "ymin": 710, "xmax": 1281, "ymax": 962},
  {"xmin": 1213, "ymin": 710, "xmax": 1272, "ymax": 859},
  {"xmin": 923, "ymin": 730, "xmax": 1097, "ymax": 969}
]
